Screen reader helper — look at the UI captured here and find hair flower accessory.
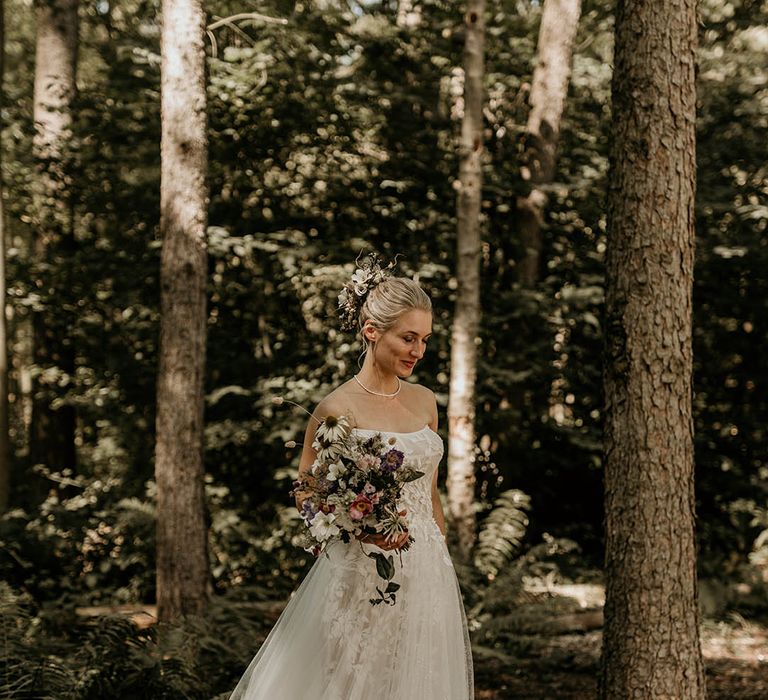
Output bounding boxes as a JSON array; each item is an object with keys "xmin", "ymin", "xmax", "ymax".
[{"xmin": 338, "ymin": 252, "xmax": 398, "ymax": 331}]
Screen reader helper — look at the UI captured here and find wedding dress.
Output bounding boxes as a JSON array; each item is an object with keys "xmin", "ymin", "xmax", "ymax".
[{"xmin": 228, "ymin": 425, "xmax": 474, "ymax": 700}]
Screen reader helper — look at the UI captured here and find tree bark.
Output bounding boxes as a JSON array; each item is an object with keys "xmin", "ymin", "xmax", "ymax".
[
  {"xmin": 517, "ymin": 0, "xmax": 581, "ymax": 287},
  {"xmin": 599, "ymin": 0, "xmax": 706, "ymax": 698},
  {"xmin": 155, "ymin": 0, "xmax": 210, "ymax": 621},
  {"xmin": 447, "ymin": 0, "xmax": 485, "ymax": 560},
  {"xmin": 29, "ymin": 0, "xmax": 79, "ymax": 484},
  {"xmin": 0, "ymin": 0, "xmax": 8, "ymax": 511}
]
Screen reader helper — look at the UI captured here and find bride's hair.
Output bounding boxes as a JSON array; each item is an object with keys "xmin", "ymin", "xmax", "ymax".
[{"xmin": 358, "ymin": 277, "xmax": 431, "ymax": 362}]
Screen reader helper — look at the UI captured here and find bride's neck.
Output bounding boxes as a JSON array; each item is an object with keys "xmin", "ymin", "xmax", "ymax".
[{"xmin": 356, "ymin": 356, "xmax": 399, "ymax": 394}]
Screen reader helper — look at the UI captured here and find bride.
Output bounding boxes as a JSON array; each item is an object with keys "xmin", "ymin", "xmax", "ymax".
[{"xmin": 228, "ymin": 257, "xmax": 474, "ymax": 699}]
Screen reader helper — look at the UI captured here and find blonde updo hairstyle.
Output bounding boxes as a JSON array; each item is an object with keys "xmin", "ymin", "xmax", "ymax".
[{"xmin": 357, "ymin": 277, "xmax": 432, "ymax": 367}]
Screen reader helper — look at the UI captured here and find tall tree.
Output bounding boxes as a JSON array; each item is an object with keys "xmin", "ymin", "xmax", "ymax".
[
  {"xmin": 29, "ymin": 0, "xmax": 78, "ymax": 481},
  {"xmin": 517, "ymin": 0, "xmax": 582, "ymax": 287},
  {"xmin": 447, "ymin": 0, "xmax": 485, "ymax": 559},
  {"xmin": 155, "ymin": 0, "xmax": 210, "ymax": 621},
  {"xmin": 0, "ymin": 0, "xmax": 8, "ymax": 511},
  {"xmin": 599, "ymin": 0, "xmax": 706, "ymax": 697}
]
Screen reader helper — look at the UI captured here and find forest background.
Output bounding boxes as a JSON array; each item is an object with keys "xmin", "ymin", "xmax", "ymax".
[{"xmin": 1, "ymin": 0, "xmax": 767, "ymax": 697}]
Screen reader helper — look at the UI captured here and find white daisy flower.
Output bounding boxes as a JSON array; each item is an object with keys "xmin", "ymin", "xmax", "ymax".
[
  {"xmin": 314, "ymin": 414, "xmax": 351, "ymax": 445},
  {"xmin": 316, "ymin": 443, "xmax": 344, "ymax": 462}
]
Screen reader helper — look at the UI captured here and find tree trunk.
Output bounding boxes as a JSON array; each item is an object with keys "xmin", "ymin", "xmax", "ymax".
[
  {"xmin": 517, "ymin": 0, "xmax": 581, "ymax": 287},
  {"xmin": 0, "ymin": 0, "xmax": 8, "ymax": 511},
  {"xmin": 447, "ymin": 0, "xmax": 485, "ymax": 560},
  {"xmin": 155, "ymin": 0, "xmax": 210, "ymax": 622},
  {"xmin": 599, "ymin": 0, "xmax": 706, "ymax": 698},
  {"xmin": 29, "ymin": 0, "xmax": 78, "ymax": 485}
]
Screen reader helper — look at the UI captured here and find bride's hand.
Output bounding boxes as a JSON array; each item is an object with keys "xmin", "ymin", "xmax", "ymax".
[
  {"xmin": 355, "ymin": 509, "xmax": 410, "ymax": 550},
  {"xmin": 356, "ymin": 530, "xmax": 410, "ymax": 551}
]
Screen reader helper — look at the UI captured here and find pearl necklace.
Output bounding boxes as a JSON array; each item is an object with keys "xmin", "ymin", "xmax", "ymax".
[{"xmin": 353, "ymin": 373, "xmax": 402, "ymax": 398}]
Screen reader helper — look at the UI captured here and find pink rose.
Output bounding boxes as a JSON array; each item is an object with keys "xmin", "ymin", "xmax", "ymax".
[{"xmin": 349, "ymin": 494, "xmax": 374, "ymax": 521}]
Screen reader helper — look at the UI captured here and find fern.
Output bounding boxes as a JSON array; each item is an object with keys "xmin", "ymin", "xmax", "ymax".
[
  {"xmin": 0, "ymin": 583, "xmax": 79, "ymax": 699},
  {"xmin": 473, "ymin": 489, "xmax": 531, "ymax": 578}
]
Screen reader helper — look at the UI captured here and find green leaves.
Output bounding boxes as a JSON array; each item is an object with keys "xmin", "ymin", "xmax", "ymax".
[
  {"xmin": 367, "ymin": 551, "xmax": 399, "ymax": 605},
  {"xmin": 369, "ymin": 550, "xmax": 395, "ymax": 580},
  {"xmin": 399, "ymin": 469, "xmax": 425, "ymax": 483}
]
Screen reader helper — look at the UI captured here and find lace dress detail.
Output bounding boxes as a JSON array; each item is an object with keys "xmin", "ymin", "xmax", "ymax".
[{"xmin": 228, "ymin": 427, "xmax": 475, "ymax": 700}]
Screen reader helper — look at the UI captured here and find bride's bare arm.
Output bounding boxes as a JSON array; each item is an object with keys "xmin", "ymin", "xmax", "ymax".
[
  {"xmin": 431, "ymin": 470, "xmax": 447, "ymax": 537},
  {"xmin": 294, "ymin": 399, "xmax": 334, "ymax": 512}
]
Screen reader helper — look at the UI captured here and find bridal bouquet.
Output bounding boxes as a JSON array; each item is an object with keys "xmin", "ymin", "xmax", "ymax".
[{"xmin": 289, "ymin": 412, "xmax": 424, "ymax": 606}]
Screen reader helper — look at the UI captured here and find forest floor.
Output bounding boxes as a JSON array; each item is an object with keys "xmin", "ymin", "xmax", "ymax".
[
  {"xmin": 473, "ymin": 604, "xmax": 768, "ymax": 699},
  {"xmin": 83, "ymin": 584, "xmax": 768, "ymax": 698}
]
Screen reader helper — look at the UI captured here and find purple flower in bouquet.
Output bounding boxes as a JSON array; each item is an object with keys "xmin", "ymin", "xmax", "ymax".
[
  {"xmin": 277, "ymin": 403, "xmax": 427, "ymax": 606},
  {"xmin": 300, "ymin": 499, "xmax": 317, "ymax": 521},
  {"xmin": 381, "ymin": 448, "xmax": 404, "ymax": 473}
]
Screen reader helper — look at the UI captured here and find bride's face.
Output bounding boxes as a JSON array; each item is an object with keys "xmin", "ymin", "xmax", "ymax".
[{"xmin": 367, "ymin": 309, "xmax": 432, "ymax": 377}]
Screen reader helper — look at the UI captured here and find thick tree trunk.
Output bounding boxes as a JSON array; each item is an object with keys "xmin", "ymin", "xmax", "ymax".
[
  {"xmin": 0, "ymin": 0, "xmax": 8, "ymax": 511},
  {"xmin": 29, "ymin": 0, "xmax": 78, "ymax": 483},
  {"xmin": 447, "ymin": 0, "xmax": 485, "ymax": 560},
  {"xmin": 599, "ymin": 0, "xmax": 706, "ymax": 698},
  {"xmin": 155, "ymin": 0, "xmax": 210, "ymax": 622},
  {"xmin": 517, "ymin": 0, "xmax": 581, "ymax": 287}
]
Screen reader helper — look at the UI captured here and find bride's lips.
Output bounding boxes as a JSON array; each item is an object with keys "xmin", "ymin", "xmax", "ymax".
[{"xmin": 401, "ymin": 360, "xmax": 415, "ymax": 369}]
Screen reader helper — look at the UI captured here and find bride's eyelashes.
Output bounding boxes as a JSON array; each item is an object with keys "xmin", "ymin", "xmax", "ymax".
[{"xmin": 402, "ymin": 336, "xmax": 430, "ymax": 346}]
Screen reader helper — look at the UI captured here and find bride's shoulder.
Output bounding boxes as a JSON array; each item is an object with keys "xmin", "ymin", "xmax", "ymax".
[
  {"xmin": 312, "ymin": 380, "xmax": 357, "ymax": 421},
  {"xmin": 404, "ymin": 380, "xmax": 436, "ymax": 401},
  {"xmin": 403, "ymin": 381, "xmax": 438, "ymax": 418}
]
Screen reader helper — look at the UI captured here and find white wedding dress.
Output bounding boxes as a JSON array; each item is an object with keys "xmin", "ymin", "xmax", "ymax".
[{"xmin": 228, "ymin": 425, "xmax": 474, "ymax": 700}]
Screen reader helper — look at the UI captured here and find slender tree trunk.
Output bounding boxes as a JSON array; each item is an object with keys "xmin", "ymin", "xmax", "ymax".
[
  {"xmin": 29, "ymin": 0, "xmax": 78, "ymax": 483},
  {"xmin": 599, "ymin": 0, "xmax": 705, "ymax": 697},
  {"xmin": 517, "ymin": 0, "xmax": 581, "ymax": 287},
  {"xmin": 0, "ymin": 0, "xmax": 8, "ymax": 511},
  {"xmin": 447, "ymin": 0, "xmax": 485, "ymax": 560},
  {"xmin": 155, "ymin": 0, "xmax": 210, "ymax": 622}
]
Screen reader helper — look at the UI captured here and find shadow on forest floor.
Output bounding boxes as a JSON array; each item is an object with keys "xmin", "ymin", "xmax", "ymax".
[{"xmin": 473, "ymin": 590, "xmax": 768, "ymax": 699}]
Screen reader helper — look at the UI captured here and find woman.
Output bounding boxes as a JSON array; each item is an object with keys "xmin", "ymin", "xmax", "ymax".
[{"xmin": 228, "ymin": 257, "xmax": 474, "ymax": 699}]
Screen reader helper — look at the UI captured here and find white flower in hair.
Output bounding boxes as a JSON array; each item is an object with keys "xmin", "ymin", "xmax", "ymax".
[
  {"xmin": 337, "ymin": 252, "xmax": 398, "ymax": 332},
  {"xmin": 352, "ymin": 268, "xmax": 371, "ymax": 288}
]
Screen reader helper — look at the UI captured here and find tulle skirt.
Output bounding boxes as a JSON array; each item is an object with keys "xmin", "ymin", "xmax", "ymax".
[{"xmin": 228, "ymin": 517, "xmax": 474, "ymax": 699}]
